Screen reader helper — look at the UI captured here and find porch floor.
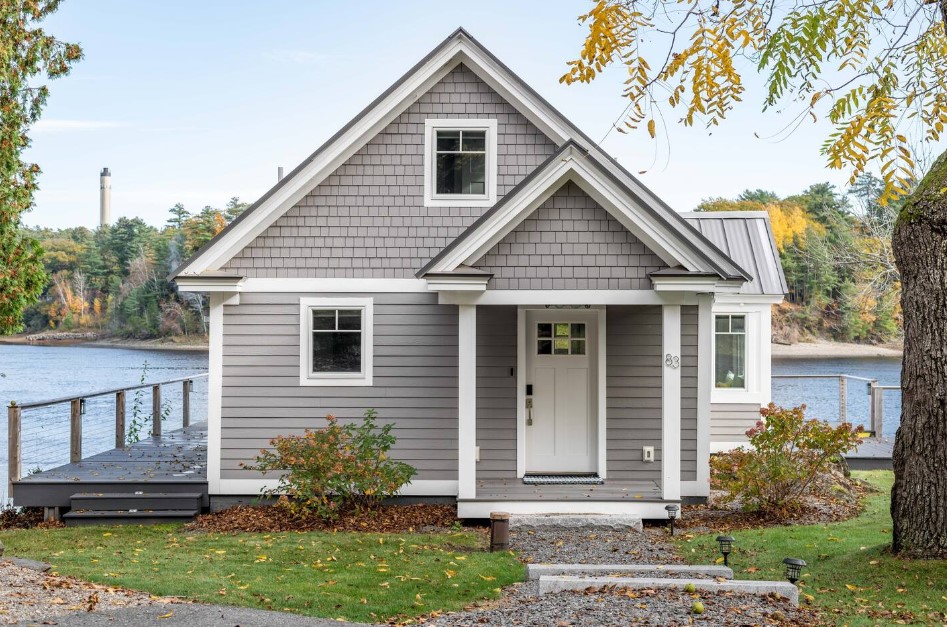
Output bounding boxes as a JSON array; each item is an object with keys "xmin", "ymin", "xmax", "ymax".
[{"xmin": 470, "ymin": 478, "xmax": 664, "ymax": 502}]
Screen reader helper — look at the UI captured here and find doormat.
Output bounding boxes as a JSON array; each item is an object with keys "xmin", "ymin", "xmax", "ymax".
[{"xmin": 522, "ymin": 475, "xmax": 604, "ymax": 486}]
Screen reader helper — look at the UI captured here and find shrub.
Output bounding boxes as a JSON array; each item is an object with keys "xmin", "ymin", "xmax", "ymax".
[
  {"xmin": 244, "ymin": 409, "xmax": 416, "ymax": 520},
  {"xmin": 710, "ymin": 404, "xmax": 861, "ymax": 514}
]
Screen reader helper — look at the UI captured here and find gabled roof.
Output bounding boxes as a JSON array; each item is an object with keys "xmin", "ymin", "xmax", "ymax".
[
  {"xmin": 170, "ymin": 28, "xmax": 749, "ymax": 282},
  {"xmin": 681, "ymin": 212, "xmax": 788, "ymax": 296},
  {"xmin": 419, "ymin": 142, "xmax": 749, "ymax": 281}
]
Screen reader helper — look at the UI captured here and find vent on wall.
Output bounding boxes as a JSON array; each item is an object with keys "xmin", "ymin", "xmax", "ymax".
[{"xmin": 522, "ymin": 475, "xmax": 604, "ymax": 486}]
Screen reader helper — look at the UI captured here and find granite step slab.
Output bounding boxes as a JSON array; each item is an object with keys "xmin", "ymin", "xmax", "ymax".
[
  {"xmin": 510, "ymin": 514, "xmax": 643, "ymax": 531},
  {"xmin": 526, "ymin": 563, "xmax": 734, "ymax": 580}
]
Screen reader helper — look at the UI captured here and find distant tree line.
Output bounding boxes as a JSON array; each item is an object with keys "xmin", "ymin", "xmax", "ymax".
[
  {"xmin": 698, "ymin": 174, "xmax": 900, "ymax": 343},
  {"xmin": 19, "ymin": 198, "xmax": 247, "ymax": 338}
]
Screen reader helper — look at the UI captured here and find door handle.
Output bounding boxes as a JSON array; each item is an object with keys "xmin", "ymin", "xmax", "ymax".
[{"xmin": 526, "ymin": 396, "xmax": 533, "ymax": 425}]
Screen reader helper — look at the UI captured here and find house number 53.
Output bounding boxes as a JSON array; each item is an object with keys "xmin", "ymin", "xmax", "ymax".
[{"xmin": 665, "ymin": 354, "xmax": 680, "ymax": 369}]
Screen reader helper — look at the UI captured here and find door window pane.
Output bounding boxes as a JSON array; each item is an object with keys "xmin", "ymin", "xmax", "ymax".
[
  {"xmin": 714, "ymin": 314, "xmax": 746, "ymax": 388},
  {"xmin": 537, "ymin": 322, "xmax": 589, "ymax": 356},
  {"xmin": 537, "ymin": 323, "xmax": 552, "ymax": 338},
  {"xmin": 537, "ymin": 340, "xmax": 552, "ymax": 355},
  {"xmin": 571, "ymin": 340, "xmax": 586, "ymax": 355},
  {"xmin": 554, "ymin": 323, "xmax": 570, "ymax": 337},
  {"xmin": 554, "ymin": 339, "xmax": 570, "ymax": 355}
]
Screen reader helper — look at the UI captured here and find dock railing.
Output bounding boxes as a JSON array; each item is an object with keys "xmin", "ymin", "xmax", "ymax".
[
  {"xmin": 771, "ymin": 374, "xmax": 899, "ymax": 436},
  {"xmin": 7, "ymin": 373, "xmax": 208, "ymax": 495}
]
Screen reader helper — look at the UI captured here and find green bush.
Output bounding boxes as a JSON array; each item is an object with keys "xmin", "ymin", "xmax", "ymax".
[
  {"xmin": 710, "ymin": 404, "xmax": 862, "ymax": 514},
  {"xmin": 244, "ymin": 409, "xmax": 416, "ymax": 520}
]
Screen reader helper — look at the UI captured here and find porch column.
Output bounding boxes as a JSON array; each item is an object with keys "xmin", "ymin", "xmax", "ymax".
[
  {"xmin": 662, "ymin": 304, "xmax": 682, "ymax": 501},
  {"xmin": 694, "ymin": 294, "xmax": 713, "ymax": 497},
  {"xmin": 458, "ymin": 304, "xmax": 477, "ymax": 500}
]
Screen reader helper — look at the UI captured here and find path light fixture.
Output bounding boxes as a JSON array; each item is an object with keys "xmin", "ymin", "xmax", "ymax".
[
  {"xmin": 783, "ymin": 557, "xmax": 806, "ymax": 585},
  {"xmin": 716, "ymin": 535, "xmax": 735, "ymax": 566},
  {"xmin": 665, "ymin": 504, "xmax": 680, "ymax": 536}
]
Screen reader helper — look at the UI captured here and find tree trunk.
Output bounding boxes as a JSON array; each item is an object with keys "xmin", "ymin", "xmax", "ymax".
[{"xmin": 891, "ymin": 149, "xmax": 947, "ymax": 558}]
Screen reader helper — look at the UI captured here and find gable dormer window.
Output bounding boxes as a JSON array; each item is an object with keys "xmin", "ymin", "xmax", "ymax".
[{"xmin": 424, "ymin": 119, "xmax": 497, "ymax": 207}]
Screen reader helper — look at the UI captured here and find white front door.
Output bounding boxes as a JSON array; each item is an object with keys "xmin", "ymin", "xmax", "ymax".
[{"xmin": 525, "ymin": 309, "xmax": 598, "ymax": 473}]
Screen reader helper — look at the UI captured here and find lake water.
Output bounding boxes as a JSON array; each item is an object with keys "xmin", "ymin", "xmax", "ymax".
[
  {"xmin": 0, "ymin": 344, "xmax": 902, "ymax": 500},
  {"xmin": 0, "ymin": 343, "xmax": 208, "ymax": 498}
]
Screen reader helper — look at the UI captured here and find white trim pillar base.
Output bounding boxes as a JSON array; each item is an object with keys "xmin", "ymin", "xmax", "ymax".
[{"xmin": 458, "ymin": 304, "xmax": 477, "ymax": 499}]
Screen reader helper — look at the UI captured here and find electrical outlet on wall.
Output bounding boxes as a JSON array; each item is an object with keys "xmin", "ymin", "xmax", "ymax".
[{"xmin": 642, "ymin": 446, "xmax": 655, "ymax": 463}]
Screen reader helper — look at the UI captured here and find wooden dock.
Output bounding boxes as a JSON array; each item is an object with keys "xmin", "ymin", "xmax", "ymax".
[
  {"xmin": 12, "ymin": 422, "xmax": 208, "ymax": 509},
  {"xmin": 845, "ymin": 436, "xmax": 895, "ymax": 470}
]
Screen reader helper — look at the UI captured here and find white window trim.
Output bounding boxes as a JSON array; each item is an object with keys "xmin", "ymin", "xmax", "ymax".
[
  {"xmin": 299, "ymin": 297, "xmax": 374, "ymax": 387},
  {"xmin": 423, "ymin": 118, "xmax": 498, "ymax": 208},
  {"xmin": 711, "ymin": 304, "xmax": 768, "ymax": 404},
  {"xmin": 713, "ymin": 313, "xmax": 748, "ymax": 392}
]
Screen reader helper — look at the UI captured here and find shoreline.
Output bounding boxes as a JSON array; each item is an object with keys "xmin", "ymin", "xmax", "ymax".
[
  {"xmin": 772, "ymin": 340, "xmax": 902, "ymax": 359},
  {"xmin": 0, "ymin": 334, "xmax": 209, "ymax": 352}
]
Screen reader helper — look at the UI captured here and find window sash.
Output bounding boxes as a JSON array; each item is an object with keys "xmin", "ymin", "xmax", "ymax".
[
  {"xmin": 714, "ymin": 314, "xmax": 747, "ymax": 389},
  {"xmin": 432, "ymin": 128, "xmax": 489, "ymax": 198},
  {"xmin": 309, "ymin": 307, "xmax": 365, "ymax": 377}
]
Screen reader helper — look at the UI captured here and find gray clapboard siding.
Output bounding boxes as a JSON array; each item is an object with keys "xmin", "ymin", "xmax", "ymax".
[
  {"xmin": 474, "ymin": 181, "xmax": 668, "ymax": 289},
  {"xmin": 476, "ymin": 306, "xmax": 518, "ymax": 479},
  {"xmin": 222, "ymin": 64, "xmax": 557, "ymax": 279},
  {"xmin": 606, "ymin": 306, "xmax": 663, "ymax": 484},
  {"xmin": 680, "ymin": 305, "xmax": 698, "ymax": 482},
  {"xmin": 220, "ymin": 291, "xmax": 458, "ymax": 480},
  {"xmin": 710, "ymin": 402, "xmax": 762, "ymax": 443}
]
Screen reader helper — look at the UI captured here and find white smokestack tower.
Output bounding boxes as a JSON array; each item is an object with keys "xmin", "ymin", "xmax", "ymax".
[{"xmin": 99, "ymin": 167, "xmax": 112, "ymax": 226}]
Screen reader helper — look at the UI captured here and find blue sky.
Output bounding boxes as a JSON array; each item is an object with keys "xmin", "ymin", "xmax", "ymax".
[{"xmin": 26, "ymin": 1, "xmax": 921, "ymax": 229}]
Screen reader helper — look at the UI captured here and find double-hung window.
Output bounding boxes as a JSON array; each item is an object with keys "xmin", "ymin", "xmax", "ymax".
[
  {"xmin": 424, "ymin": 119, "xmax": 497, "ymax": 207},
  {"xmin": 299, "ymin": 298, "xmax": 373, "ymax": 386},
  {"xmin": 714, "ymin": 314, "xmax": 746, "ymax": 389}
]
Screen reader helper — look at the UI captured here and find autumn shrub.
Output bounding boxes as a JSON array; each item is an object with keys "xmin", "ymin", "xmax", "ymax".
[
  {"xmin": 244, "ymin": 409, "xmax": 416, "ymax": 520},
  {"xmin": 710, "ymin": 404, "xmax": 861, "ymax": 514}
]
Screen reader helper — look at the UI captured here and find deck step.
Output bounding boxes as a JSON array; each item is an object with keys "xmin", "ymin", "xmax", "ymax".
[
  {"xmin": 526, "ymin": 564, "xmax": 734, "ymax": 580},
  {"xmin": 537, "ymin": 575, "xmax": 800, "ymax": 607},
  {"xmin": 70, "ymin": 492, "xmax": 203, "ymax": 511},
  {"xmin": 63, "ymin": 509, "xmax": 199, "ymax": 526}
]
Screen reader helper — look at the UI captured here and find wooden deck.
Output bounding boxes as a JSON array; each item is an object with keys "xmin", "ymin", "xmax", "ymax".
[
  {"xmin": 12, "ymin": 423, "xmax": 208, "ymax": 509},
  {"xmin": 470, "ymin": 478, "xmax": 664, "ymax": 502},
  {"xmin": 846, "ymin": 437, "xmax": 894, "ymax": 470}
]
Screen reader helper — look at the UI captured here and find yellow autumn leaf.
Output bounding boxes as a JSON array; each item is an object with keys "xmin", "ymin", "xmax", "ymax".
[
  {"xmin": 157, "ymin": 611, "xmax": 173, "ymax": 619},
  {"xmin": 444, "ymin": 569, "xmax": 456, "ymax": 578},
  {"xmin": 479, "ymin": 575, "xmax": 496, "ymax": 581}
]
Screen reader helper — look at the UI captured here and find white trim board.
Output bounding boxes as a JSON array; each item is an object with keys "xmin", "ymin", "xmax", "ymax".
[
  {"xmin": 457, "ymin": 304, "xmax": 477, "ymax": 499},
  {"xmin": 439, "ymin": 290, "xmax": 699, "ymax": 306},
  {"xmin": 207, "ymin": 293, "xmax": 226, "ymax": 496},
  {"xmin": 298, "ymin": 297, "xmax": 374, "ymax": 387},
  {"xmin": 214, "ymin": 479, "xmax": 459, "ymax": 497},
  {"xmin": 661, "ymin": 304, "xmax": 682, "ymax": 501},
  {"xmin": 457, "ymin": 500, "xmax": 677, "ymax": 519},
  {"xmin": 423, "ymin": 118, "xmax": 498, "ymax": 208},
  {"xmin": 240, "ymin": 278, "xmax": 430, "ymax": 293}
]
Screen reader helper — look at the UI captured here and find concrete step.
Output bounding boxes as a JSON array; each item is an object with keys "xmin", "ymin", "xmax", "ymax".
[
  {"xmin": 526, "ymin": 563, "xmax": 734, "ymax": 580},
  {"xmin": 70, "ymin": 492, "xmax": 203, "ymax": 512},
  {"xmin": 62, "ymin": 509, "xmax": 199, "ymax": 527},
  {"xmin": 510, "ymin": 514, "xmax": 643, "ymax": 531},
  {"xmin": 537, "ymin": 575, "xmax": 799, "ymax": 607}
]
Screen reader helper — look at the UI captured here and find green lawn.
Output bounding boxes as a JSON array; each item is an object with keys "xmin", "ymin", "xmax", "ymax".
[
  {"xmin": 678, "ymin": 471, "xmax": 947, "ymax": 626},
  {"xmin": 0, "ymin": 525, "xmax": 523, "ymax": 623}
]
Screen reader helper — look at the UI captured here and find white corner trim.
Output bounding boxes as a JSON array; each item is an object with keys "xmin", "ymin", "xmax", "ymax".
[
  {"xmin": 423, "ymin": 119, "xmax": 498, "ymax": 208},
  {"xmin": 458, "ymin": 304, "xmax": 477, "ymax": 499},
  {"xmin": 207, "ymin": 293, "xmax": 225, "ymax": 496},
  {"xmin": 681, "ymin": 480, "xmax": 709, "ymax": 498},
  {"xmin": 516, "ymin": 306, "xmax": 527, "ymax": 478},
  {"xmin": 694, "ymin": 294, "xmax": 713, "ymax": 498},
  {"xmin": 597, "ymin": 307, "xmax": 607, "ymax": 479},
  {"xmin": 298, "ymin": 297, "xmax": 374, "ymax": 387},
  {"xmin": 241, "ymin": 278, "xmax": 430, "ymax": 293},
  {"xmin": 213, "ymin": 479, "xmax": 459, "ymax": 497},
  {"xmin": 662, "ymin": 304, "xmax": 682, "ymax": 501}
]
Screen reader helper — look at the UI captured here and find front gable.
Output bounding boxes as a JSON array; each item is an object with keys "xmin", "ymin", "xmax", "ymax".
[
  {"xmin": 473, "ymin": 181, "xmax": 667, "ymax": 289},
  {"xmin": 222, "ymin": 65, "xmax": 557, "ymax": 279}
]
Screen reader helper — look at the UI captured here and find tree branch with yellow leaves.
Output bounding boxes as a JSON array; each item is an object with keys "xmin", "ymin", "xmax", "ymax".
[{"xmin": 562, "ymin": 0, "xmax": 947, "ymax": 203}]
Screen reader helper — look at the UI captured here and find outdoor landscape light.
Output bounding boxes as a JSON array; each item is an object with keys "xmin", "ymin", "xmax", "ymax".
[
  {"xmin": 665, "ymin": 504, "xmax": 680, "ymax": 535},
  {"xmin": 716, "ymin": 535, "xmax": 735, "ymax": 566},
  {"xmin": 783, "ymin": 557, "xmax": 807, "ymax": 584}
]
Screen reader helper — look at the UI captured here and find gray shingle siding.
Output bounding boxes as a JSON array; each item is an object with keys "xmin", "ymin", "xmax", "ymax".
[
  {"xmin": 476, "ymin": 306, "xmax": 517, "ymax": 479},
  {"xmin": 606, "ymin": 305, "xmax": 663, "ymax": 484},
  {"xmin": 220, "ymin": 291, "xmax": 459, "ymax": 480},
  {"xmin": 222, "ymin": 64, "xmax": 557, "ymax": 278},
  {"xmin": 474, "ymin": 181, "xmax": 668, "ymax": 289},
  {"xmin": 681, "ymin": 305, "xmax": 698, "ymax": 482}
]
